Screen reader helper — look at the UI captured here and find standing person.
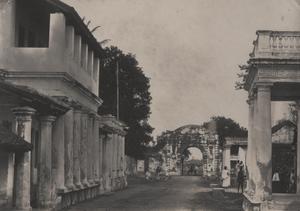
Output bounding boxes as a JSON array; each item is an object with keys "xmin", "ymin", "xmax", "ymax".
[
  {"xmin": 235, "ymin": 161, "xmax": 241, "ymax": 187},
  {"xmin": 145, "ymin": 170, "xmax": 151, "ymax": 181},
  {"xmin": 237, "ymin": 166, "xmax": 245, "ymax": 193},
  {"xmin": 221, "ymin": 166, "xmax": 230, "ymax": 188},
  {"xmin": 155, "ymin": 166, "xmax": 161, "ymax": 180},
  {"xmin": 272, "ymin": 169, "xmax": 280, "ymax": 193},
  {"xmin": 288, "ymin": 169, "xmax": 296, "ymax": 193}
]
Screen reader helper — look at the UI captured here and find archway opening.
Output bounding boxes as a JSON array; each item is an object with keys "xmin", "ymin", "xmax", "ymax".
[{"xmin": 182, "ymin": 147, "xmax": 203, "ymax": 176}]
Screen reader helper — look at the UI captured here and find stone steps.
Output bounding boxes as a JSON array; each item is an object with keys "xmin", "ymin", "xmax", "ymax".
[{"xmin": 268, "ymin": 194, "xmax": 300, "ymax": 211}]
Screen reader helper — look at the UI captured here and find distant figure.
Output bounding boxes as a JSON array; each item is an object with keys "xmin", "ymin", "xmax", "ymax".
[
  {"xmin": 272, "ymin": 170, "xmax": 280, "ymax": 193},
  {"xmin": 221, "ymin": 166, "xmax": 230, "ymax": 188},
  {"xmin": 237, "ymin": 166, "xmax": 245, "ymax": 193},
  {"xmin": 188, "ymin": 165, "xmax": 195, "ymax": 175},
  {"xmin": 156, "ymin": 166, "xmax": 161, "ymax": 179},
  {"xmin": 145, "ymin": 171, "xmax": 151, "ymax": 181},
  {"xmin": 288, "ymin": 169, "xmax": 296, "ymax": 193}
]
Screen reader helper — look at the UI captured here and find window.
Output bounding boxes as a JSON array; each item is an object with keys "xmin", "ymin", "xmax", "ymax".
[{"xmin": 230, "ymin": 145, "xmax": 239, "ymax": 156}]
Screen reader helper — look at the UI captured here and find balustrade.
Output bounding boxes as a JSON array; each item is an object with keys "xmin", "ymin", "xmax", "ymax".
[{"xmin": 253, "ymin": 31, "xmax": 300, "ymax": 58}]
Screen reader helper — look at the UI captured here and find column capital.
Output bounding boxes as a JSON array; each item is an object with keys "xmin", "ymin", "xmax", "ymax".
[
  {"xmin": 81, "ymin": 109, "xmax": 89, "ymax": 115},
  {"xmin": 40, "ymin": 115, "xmax": 56, "ymax": 123},
  {"xmin": 11, "ymin": 106, "xmax": 36, "ymax": 120},
  {"xmin": 73, "ymin": 108, "xmax": 82, "ymax": 114},
  {"xmin": 255, "ymin": 82, "xmax": 273, "ymax": 92},
  {"xmin": 106, "ymin": 133, "xmax": 114, "ymax": 140},
  {"xmin": 88, "ymin": 112, "xmax": 96, "ymax": 119}
]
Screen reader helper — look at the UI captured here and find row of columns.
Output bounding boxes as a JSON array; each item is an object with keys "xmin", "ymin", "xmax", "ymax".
[
  {"xmin": 10, "ymin": 106, "xmax": 126, "ymax": 210},
  {"xmin": 64, "ymin": 109, "xmax": 101, "ymax": 190},
  {"xmin": 100, "ymin": 132, "xmax": 126, "ymax": 191},
  {"xmin": 63, "ymin": 17, "xmax": 100, "ymax": 81},
  {"xmin": 49, "ymin": 12, "xmax": 100, "ymax": 96}
]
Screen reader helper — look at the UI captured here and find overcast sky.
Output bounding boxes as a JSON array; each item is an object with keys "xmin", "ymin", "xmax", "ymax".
[{"xmin": 63, "ymin": 0, "xmax": 300, "ymax": 137}]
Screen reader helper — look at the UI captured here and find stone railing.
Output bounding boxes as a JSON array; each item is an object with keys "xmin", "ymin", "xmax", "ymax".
[{"xmin": 251, "ymin": 30, "xmax": 300, "ymax": 59}]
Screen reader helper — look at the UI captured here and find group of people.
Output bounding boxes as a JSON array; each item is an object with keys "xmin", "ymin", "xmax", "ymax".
[
  {"xmin": 187, "ymin": 164, "xmax": 198, "ymax": 175},
  {"xmin": 272, "ymin": 168, "xmax": 296, "ymax": 193},
  {"xmin": 221, "ymin": 161, "xmax": 246, "ymax": 193},
  {"xmin": 145, "ymin": 166, "xmax": 170, "ymax": 181}
]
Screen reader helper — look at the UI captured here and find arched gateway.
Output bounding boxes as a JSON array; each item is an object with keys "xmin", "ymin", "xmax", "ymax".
[{"xmin": 157, "ymin": 124, "xmax": 222, "ymax": 177}]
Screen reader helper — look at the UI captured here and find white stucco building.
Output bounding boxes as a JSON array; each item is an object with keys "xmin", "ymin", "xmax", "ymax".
[{"xmin": 0, "ymin": 0, "xmax": 127, "ymax": 210}]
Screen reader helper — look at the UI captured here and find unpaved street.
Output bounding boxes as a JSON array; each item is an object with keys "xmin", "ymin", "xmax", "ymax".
[{"xmin": 65, "ymin": 176, "xmax": 243, "ymax": 211}]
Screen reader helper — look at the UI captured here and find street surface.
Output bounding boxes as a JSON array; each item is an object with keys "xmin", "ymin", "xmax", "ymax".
[{"xmin": 65, "ymin": 176, "xmax": 243, "ymax": 211}]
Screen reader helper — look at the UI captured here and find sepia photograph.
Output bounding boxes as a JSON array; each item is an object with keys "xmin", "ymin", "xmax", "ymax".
[{"xmin": 1, "ymin": 0, "xmax": 300, "ymax": 210}]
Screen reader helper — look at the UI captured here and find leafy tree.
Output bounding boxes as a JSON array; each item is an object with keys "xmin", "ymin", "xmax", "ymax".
[
  {"xmin": 203, "ymin": 116, "xmax": 247, "ymax": 146},
  {"xmin": 98, "ymin": 46, "xmax": 153, "ymax": 159}
]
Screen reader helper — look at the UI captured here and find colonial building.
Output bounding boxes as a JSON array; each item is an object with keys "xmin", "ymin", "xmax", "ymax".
[
  {"xmin": 242, "ymin": 31, "xmax": 300, "ymax": 211},
  {"xmin": 0, "ymin": 0, "xmax": 127, "ymax": 210}
]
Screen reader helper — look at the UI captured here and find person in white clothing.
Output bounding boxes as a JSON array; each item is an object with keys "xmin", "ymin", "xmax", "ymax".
[
  {"xmin": 272, "ymin": 170, "xmax": 280, "ymax": 193},
  {"xmin": 221, "ymin": 166, "xmax": 230, "ymax": 188}
]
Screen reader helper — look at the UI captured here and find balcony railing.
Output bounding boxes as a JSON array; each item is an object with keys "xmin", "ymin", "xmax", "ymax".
[{"xmin": 251, "ymin": 30, "xmax": 300, "ymax": 59}]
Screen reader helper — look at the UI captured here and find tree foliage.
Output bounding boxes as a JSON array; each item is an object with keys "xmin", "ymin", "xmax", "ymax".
[
  {"xmin": 98, "ymin": 46, "xmax": 153, "ymax": 159},
  {"xmin": 203, "ymin": 116, "xmax": 247, "ymax": 146},
  {"xmin": 235, "ymin": 64, "xmax": 250, "ymax": 90}
]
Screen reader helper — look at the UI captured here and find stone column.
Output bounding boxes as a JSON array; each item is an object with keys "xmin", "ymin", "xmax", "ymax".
[
  {"xmin": 11, "ymin": 107, "xmax": 36, "ymax": 211},
  {"xmin": 106, "ymin": 134, "xmax": 113, "ymax": 190},
  {"xmin": 64, "ymin": 109, "xmax": 75, "ymax": 190},
  {"xmin": 114, "ymin": 134, "xmax": 119, "ymax": 178},
  {"xmin": 37, "ymin": 116, "xmax": 56, "ymax": 208},
  {"xmin": 88, "ymin": 50, "xmax": 94, "ymax": 75},
  {"xmin": 112, "ymin": 134, "xmax": 117, "ymax": 181},
  {"xmin": 94, "ymin": 117, "xmax": 100, "ymax": 183},
  {"xmin": 52, "ymin": 115, "xmax": 66, "ymax": 192},
  {"xmin": 93, "ymin": 57, "xmax": 100, "ymax": 83},
  {"xmin": 73, "ymin": 109, "xmax": 82, "ymax": 188},
  {"xmin": 255, "ymin": 83, "xmax": 272, "ymax": 200},
  {"xmin": 99, "ymin": 133, "xmax": 104, "ymax": 188},
  {"xmin": 87, "ymin": 113, "xmax": 95, "ymax": 185},
  {"xmin": 117, "ymin": 135, "xmax": 120, "ymax": 176},
  {"xmin": 74, "ymin": 35, "xmax": 82, "ymax": 64},
  {"xmin": 121, "ymin": 136, "xmax": 125, "ymax": 176},
  {"xmin": 81, "ymin": 43, "xmax": 88, "ymax": 70},
  {"xmin": 66, "ymin": 25, "xmax": 75, "ymax": 59},
  {"xmin": 101, "ymin": 134, "xmax": 107, "ymax": 190},
  {"xmin": 223, "ymin": 146, "xmax": 231, "ymax": 170},
  {"xmin": 0, "ymin": 0, "xmax": 15, "ymax": 47},
  {"xmin": 246, "ymin": 96, "xmax": 254, "ymax": 192},
  {"xmin": 49, "ymin": 13, "xmax": 66, "ymax": 59},
  {"xmin": 223, "ymin": 145, "xmax": 231, "ymax": 186},
  {"xmin": 296, "ymin": 101, "xmax": 300, "ymax": 193},
  {"xmin": 80, "ymin": 111, "xmax": 89, "ymax": 186}
]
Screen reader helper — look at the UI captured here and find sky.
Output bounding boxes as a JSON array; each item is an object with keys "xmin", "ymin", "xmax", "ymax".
[{"xmin": 63, "ymin": 0, "xmax": 300, "ymax": 138}]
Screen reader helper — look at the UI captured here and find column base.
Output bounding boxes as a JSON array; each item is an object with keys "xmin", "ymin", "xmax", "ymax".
[
  {"xmin": 243, "ymin": 192, "xmax": 270, "ymax": 211},
  {"xmin": 88, "ymin": 179, "xmax": 95, "ymax": 186},
  {"xmin": 74, "ymin": 182, "xmax": 83, "ymax": 190},
  {"xmin": 82, "ymin": 180, "xmax": 89, "ymax": 187},
  {"xmin": 65, "ymin": 183, "xmax": 75, "ymax": 191},
  {"xmin": 57, "ymin": 186, "xmax": 67, "ymax": 194},
  {"xmin": 13, "ymin": 206, "xmax": 32, "ymax": 211}
]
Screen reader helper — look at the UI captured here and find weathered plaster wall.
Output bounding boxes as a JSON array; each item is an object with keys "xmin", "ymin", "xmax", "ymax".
[
  {"xmin": 5, "ymin": 77, "xmax": 100, "ymax": 112},
  {"xmin": 0, "ymin": 150, "xmax": 9, "ymax": 199},
  {"xmin": 0, "ymin": 0, "xmax": 99, "ymax": 96}
]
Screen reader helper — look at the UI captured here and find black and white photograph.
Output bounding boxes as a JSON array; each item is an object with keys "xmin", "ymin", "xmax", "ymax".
[{"xmin": 1, "ymin": 0, "xmax": 300, "ymax": 210}]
